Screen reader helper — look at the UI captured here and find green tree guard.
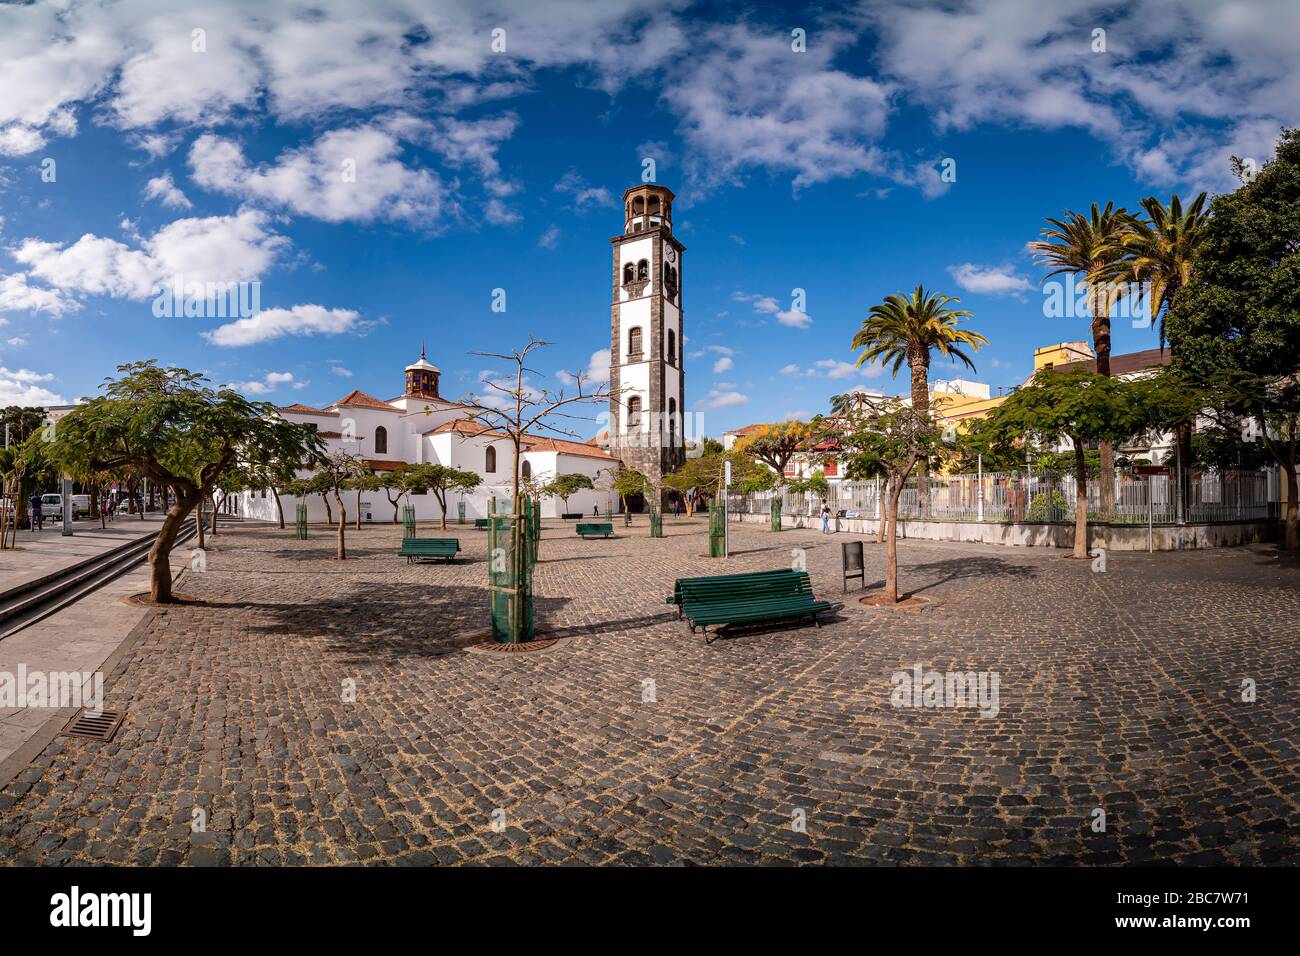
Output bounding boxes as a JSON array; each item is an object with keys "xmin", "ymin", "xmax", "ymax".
[
  {"xmin": 295, "ymin": 501, "xmax": 308, "ymax": 540},
  {"xmin": 649, "ymin": 506, "xmax": 663, "ymax": 538},
  {"xmin": 402, "ymin": 504, "xmax": 417, "ymax": 539},
  {"xmin": 770, "ymin": 496, "xmax": 782, "ymax": 531},
  {"xmin": 708, "ymin": 499, "xmax": 726, "ymax": 557}
]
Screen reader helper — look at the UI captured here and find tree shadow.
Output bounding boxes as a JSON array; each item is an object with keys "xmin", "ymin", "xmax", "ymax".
[
  {"xmin": 890, "ymin": 555, "xmax": 1040, "ymax": 596},
  {"xmin": 234, "ymin": 581, "xmax": 573, "ymax": 664}
]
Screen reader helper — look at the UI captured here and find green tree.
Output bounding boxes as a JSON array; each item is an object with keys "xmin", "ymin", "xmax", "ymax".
[
  {"xmin": 379, "ymin": 464, "xmax": 413, "ymax": 524},
  {"xmin": 984, "ymin": 369, "xmax": 1156, "ymax": 558},
  {"xmin": 1112, "ymin": 193, "xmax": 1211, "ymax": 349},
  {"xmin": 313, "ymin": 450, "xmax": 368, "ymax": 559},
  {"xmin": 734, "ymin": 421, "xmax": 814, "ymax": 480},
  {"xmin": 346, "ymin": 471, "xmax": 384, "ymax": 530},
  {"xmin": 1166, "ymin": 129, "xmax": 1300, "ymax": 549},
  {"xmin": 50, "ymin": 362, "xmax": 322, "ymax": 601},
  {"xmin": 406, "ymin": 463, "xmax": 481, "ymax": 530},
  {"xmin": 838, "ymin": 397, "xmax": 945, "ymax": 602},
  {"xmin": 542, "ymin": 472, "xmax": 595, "ymax": 513}
]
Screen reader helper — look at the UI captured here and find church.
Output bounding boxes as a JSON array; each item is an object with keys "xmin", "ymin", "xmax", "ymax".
[{"xmin": 234, "ymin": 182, "xmax": 687, "ymax": 523}]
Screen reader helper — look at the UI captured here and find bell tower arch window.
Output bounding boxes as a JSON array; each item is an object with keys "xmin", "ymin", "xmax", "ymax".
[
  {"xmin": 626, "ymin": 395, "xmax": 642, "ymax": 428},
  {"xmin": 628, "ymin": 326, "xmax": 642, "ymax": 359},
  {"xmin": 667, "ymin": 329, "xmax": 676, "ymax": 364}
]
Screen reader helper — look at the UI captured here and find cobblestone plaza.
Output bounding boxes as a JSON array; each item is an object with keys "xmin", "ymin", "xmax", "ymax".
[{"xmin": 2, "ymin": 519, "xmax": 1297, "ymax": 866}]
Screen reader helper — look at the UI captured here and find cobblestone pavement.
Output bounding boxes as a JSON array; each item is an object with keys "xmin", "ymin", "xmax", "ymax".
[{"xmin": 2, "ymin": 517, "xmax": 1297, "ymax": 866}]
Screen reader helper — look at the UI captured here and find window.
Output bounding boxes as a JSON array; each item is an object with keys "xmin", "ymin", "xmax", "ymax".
[
  {"xmin": 668, "ymin": 398, "xmax": 677, "ymax": 447},
  {"xmin": 667, "ymin": 329, "xmax": 676, "ymax": 364},
  {"xmin": 637, "ymin": 259, "xmax": 649, "ymax": 281},
  {"xmin": 622, "ymin": 263, "xmax": 634, "ymax": 284},
  {"xmin": 628, "ymin": 326, "xmax": 642, "ymax": 357},
  {"xmin": 374, "ymin": 425, "xmax": 388, "ymax": 455},
  {"xmin": 664, "ymin": 263, "xmax": 678, "ymax": 299},
  {"xmin": 647, "ymin": 195, "xmax": 661, "ymax": 216},
  {"xmin": 522, "ymin": 461, "xmax": 532, "ymax": 480},
  {"xmin": 485, "ymin": 446, "xmax": 496, "ymax": 473},
  {"xmin": 632, "ymin": 196, "xmax": 645, "ymax": 216},
  {"xmin": 627, "ymin": 395, "xmax": 642, "ymax": 427}
]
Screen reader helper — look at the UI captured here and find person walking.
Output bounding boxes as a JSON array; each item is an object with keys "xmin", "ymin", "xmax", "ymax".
[
  {"xmin": 29, "ymin": 492, "xmax": 43, "ymax": 532},
  {"xmin": 820, "ymin": 503, "xmax": 831, "ymax": 535}
]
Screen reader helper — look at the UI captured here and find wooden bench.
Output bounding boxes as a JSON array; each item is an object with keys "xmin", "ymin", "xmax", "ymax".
[
  {"xmin": 667, "ymin": 569, "xmax": 830, "ymax": 642},
  {"xmin": 473, "ymin": 518, "xmax": 491, "ymax": 530},
  {"xmin": 576, "ymin": 522, "xmax": 614, "ymax": 539},
  {"xmin": 399, "ymin": 538, "xmax": 461, "ymax": 563}
]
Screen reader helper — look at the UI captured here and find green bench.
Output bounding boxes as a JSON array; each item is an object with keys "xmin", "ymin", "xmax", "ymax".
[
  {"xmin": 576, "ymin": 522, "xmax": 614, "ymax": 539},
  {"xmin": 399, "ymin": 538, "xmax": 461, "ymax": 563},
  {"xmin": 474, "ymin": 518, "xmax": 491, "ymax": 530},
  {"xmin": 667, "ymin": 569, "xmax": 830, "ymax": 642}
]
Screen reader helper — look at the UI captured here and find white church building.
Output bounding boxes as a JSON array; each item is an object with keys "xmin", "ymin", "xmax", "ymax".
[{"xmin": 233, "ymin": 345, "xmax": 618, "ymax": 523}]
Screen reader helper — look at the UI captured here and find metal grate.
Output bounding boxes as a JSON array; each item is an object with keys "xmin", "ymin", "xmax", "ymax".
[{"xmin": 61, "ymin": 709, "xmax": 125, "ymax": 741}]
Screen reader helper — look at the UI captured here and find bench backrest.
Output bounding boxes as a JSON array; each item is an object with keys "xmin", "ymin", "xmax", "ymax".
[
  {"xmin": 577, "ymin": 523, "xmax": 613, "ymax": 532},
  {"xmin": 676, "ymin": 569, "xmax": 814, "ymax": 606}
]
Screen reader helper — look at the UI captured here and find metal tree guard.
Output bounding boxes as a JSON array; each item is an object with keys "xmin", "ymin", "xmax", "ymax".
[
  {"xmin": 708, "ymin": 498, "xmax": 726, "ymax": 557},
  {"xmin": 402, "ymin": 504, "xmax": 417, "ymax": 539},
  {"xmin": 488, "ymin": 495, "xmax": 537, "ymax": 643},
  {"xmin": 770, "ymin": 495, "xmax": 782, "ymax": 531},
  {"xmin": 295, "ymin": 501, "xmax": 309, "ymax": 539}
]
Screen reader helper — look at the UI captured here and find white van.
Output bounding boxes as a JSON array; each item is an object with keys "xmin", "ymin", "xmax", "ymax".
[{"xmin": 39, "ymin": 493, "xmax": 90, "ymax": 520}]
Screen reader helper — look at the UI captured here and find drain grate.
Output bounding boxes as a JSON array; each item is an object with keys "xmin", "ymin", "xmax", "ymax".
[{"xmin": 61, "ymin": 709, "xmax": 125, "ymax": 742}]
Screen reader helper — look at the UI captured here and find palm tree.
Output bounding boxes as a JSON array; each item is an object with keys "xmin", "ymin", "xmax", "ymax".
[
  {"xmin": 852, "ymin": 285, "xmax": 986, "ymax": 417},
  {"xmin": 852, "ymin": 285, "xmax": 986, "ymax": 516},
  {"xmin": 1111, "ymin": 192, "xmax": 1210, "ymax": 349},
  {"xmin": 1111, "ymin": 192, "xmax": 1211, "ymax": 508},
  {"xmin": 1030, "ymin": 202, "xmax": 1129, "ymax": 517}
]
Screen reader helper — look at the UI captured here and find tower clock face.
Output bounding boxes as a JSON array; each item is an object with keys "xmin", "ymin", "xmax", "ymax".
[{"xmin": 665, "ymin": 246, "xmax": 676, "ymax": 263}]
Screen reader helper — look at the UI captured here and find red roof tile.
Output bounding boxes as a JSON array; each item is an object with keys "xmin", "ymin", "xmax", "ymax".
[{"xmin": 333, "ymin": 390, "xmax": 400, "ymax": 411}]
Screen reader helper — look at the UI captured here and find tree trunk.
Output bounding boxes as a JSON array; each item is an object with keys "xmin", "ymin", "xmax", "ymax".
[
  {"xmin": 910, "ymin": 351, "xmax": 931, "ymax": 517},
  {"xmin": 1282, "ymin": 461, "xmax": 1298, "ymax": 551},
  {"xmin": 390, "ymin": 495, "xmax": 400, "ymax": 524},
  {"xmin": 208, "ymin": 494, "xmax": 220, "ymax": 535},
  {"xmin": 883, "ymin": 483, "xmax": 902, "ymax": 603},
  {"xmin": 195, "ymin": 498, "xmax": 206, "ymax": 550},
  {"xmin": 274, "ymin": 489, "xmax": 285, "ymax": 529},
  {"xmin": 877, "ymin": 477, "xmax": 889, "ymax": 545},
  {"xmin": 320, "ymin": 493, "xmax": 332, "ymax": 524},
  {"xmin": 437, "ymin": 491, "xmax": 448, "ymax": 530},
  {"xmin": 151, "ymin": 497, "xmax": 195, "ymax": 603},
  {"xmin": 1073, "ymin": 440, "xmax": 1090, "ymax": 559},
  {"xmin": 335, "ymin": 492, "xmax": 347, "ymax": 560},
  {"xmin": 1090, "ymin": 290, "xmax": 1116, "ymax": 520},
  {"xmin": 355, "ymin": 489, "xmax": 362, "ymax": 530}
]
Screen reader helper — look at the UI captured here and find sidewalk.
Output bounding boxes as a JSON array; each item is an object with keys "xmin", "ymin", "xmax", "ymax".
[
  {"xmin": 0, "ymin": 561, "xmax": 156, "ymax": 783},
  {"xmin": 0, "ymin": 514, "xmax": 165, "ymax": 595}
]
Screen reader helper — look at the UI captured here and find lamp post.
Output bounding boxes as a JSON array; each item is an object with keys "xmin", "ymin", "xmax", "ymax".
[{"xmin": 61, "ymin": 476, "xmax": 73, "ymax": 536}]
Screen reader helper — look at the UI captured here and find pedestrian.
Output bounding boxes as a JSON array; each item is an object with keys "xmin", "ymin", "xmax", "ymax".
[
  {"xmin": 821, "ymin": 503, "xmax": 831, "ymax": 535},
  {"xmin": 29, "ymin": 492, "xmax": 43, "ymax": 532}
]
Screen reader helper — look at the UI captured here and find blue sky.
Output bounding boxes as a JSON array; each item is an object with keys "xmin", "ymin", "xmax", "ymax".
[{"xmin": 1, "ymin": 0, "xmax": 1296, "ymax": 438}]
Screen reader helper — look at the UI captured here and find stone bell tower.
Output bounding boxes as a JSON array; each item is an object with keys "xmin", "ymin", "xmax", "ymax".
[{"xmin": 607, "ymin": 183, "xmax": 686, "ymax": 486}]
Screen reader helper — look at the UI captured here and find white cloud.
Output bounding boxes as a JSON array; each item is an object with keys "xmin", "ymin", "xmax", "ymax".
[
  {"xmin": 0, "ymin": 366, "xmax": 63, "ymax": 406},
  {"xmin": 584, "ymin": 349, "xmax": 611, "ymax": 386},
  {"xmin": 537, "ymin": 225, "xmax": 561, "ymax": 249},
  {"xmin": 226, "ymin": 371, "xmax": 303, "ymax": 395},
  {"xmin": 0, "ymin": 272, "xmax": 81, "ymax": 317},
  {"xmin": 205, "ymin": 305, "xmax": 364, "ymax": 347},
  {"xmin": 0, "ymin": 124, "xmax": 46, "ymax": 156},
  {"xmin": 781, "ymin": 360, "xmax": 883, "ymax": 380},
  {"xmin": 331, "ymin": 366, "xmax": 353, "ymax": 378},
  {"xmin": 143, "ymin": 171, "xmax": 192, "ymax": 210},
  {"xmin": 697, "ymin": 388, "xmax": 749, "ymax": 411},
  {"xmin": 554, "ymin": 170, "xmax": 617, "ymax": 211},
  {"xmin": 779, "ymin": 363, "xmax": 801, "ymax": 375},
  {"xmin": 948, "ymin": 262, "xmax": 1033, "ymax": 298},
  {"xmin": 12, "ymin": 209, "xmax": 287, "ymax": 302},
  {"xmin": 189, "ymin": 127, "xmax": 450, "ymax": 225},
  {"xmin": 7, "ymin": 337, "xmax": 28, "ymax": 347},
  {"xmin": 712, "ymin": 355, "xmax": 733, "ymax": 374},
  {"xmin": 732, "ymin": 291, "xmax": 811, "ymax": 328},
  {"xmin": 775, "ymin": 309, "xmax": 812, "ymax": 329}
]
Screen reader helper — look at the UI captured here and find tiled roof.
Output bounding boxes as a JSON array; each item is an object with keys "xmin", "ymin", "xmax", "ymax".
[
  {"xmin": 364, "ymin": 459, "xmax": 409, "ymax": 471},
  {"xmin": 1057, "ymin": 348, "xmax": 1172, "ymax": 376},
  {"xmin": 279, "ymin": 403, "xmax": 339, "ymax": 417},
  {"xmin": 333, "ymin": 390, "xmax": 401, "ymax": 411},
  {"xmin": 424, "ymin": 420, "xmax": 615, "ymax": 459},
  {"xmin": 724, "ymin": 422, "xmax": 774, "ymax": 437}
]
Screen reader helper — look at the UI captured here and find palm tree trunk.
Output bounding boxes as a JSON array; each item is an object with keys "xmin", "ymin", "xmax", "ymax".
[
  {"xmin": 1089, "ymin": 279, "xmax": 1117, "ymax": 520},
  {"xmin": 910, "ymin": 350, "xmax": 931, "ymax": 517},
  {"xmin": 1073, "ymin": 440, "xmax": 1090, "ymax": 559}
]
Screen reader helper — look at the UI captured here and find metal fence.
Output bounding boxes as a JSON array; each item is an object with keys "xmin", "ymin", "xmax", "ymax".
[{"xmin": 728, "ymin": 468, "xmax": 1277, "ymax": 526}]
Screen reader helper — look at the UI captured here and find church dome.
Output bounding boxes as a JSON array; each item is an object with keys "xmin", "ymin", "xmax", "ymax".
[{"xmin": 405, "ymin": 342, "xmax": 441, "ymax": 398}]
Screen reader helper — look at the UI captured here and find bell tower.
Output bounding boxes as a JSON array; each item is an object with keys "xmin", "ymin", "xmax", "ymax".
[
  {"xmin": 607, "ymin": 183, "xmax": 686, "ymax": 487},
  {"xmin": 405, "ymin": 342, "xmax": 440, "ymax": 399}
]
